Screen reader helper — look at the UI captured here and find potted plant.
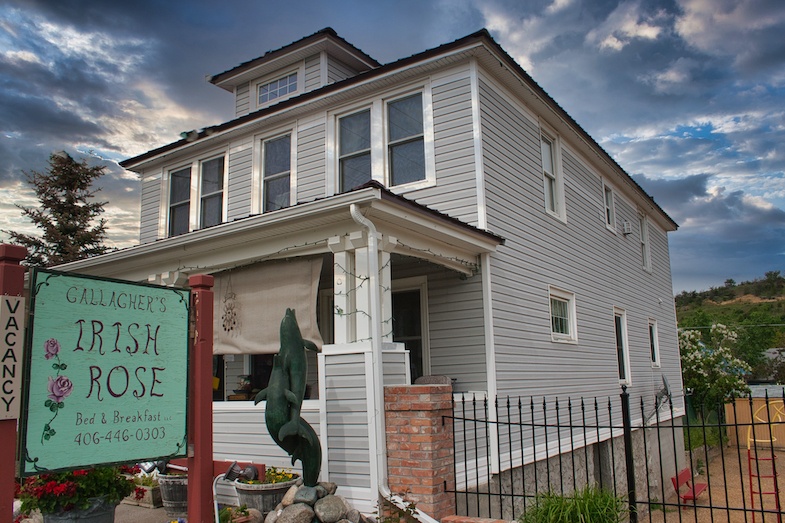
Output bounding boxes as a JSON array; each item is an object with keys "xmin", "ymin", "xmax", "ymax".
[
  {"xmin": 233, "ymin": 467, "xmax": 299, "ymax": 517},
  {"xmin": 218, "ymin": 504, "xmax": 253, "ymax": 523},
  {"xmin": 119, "ymin": 465, "xmax": 162, "ymax": 509},
  {"xmin": 17, "ymin": 466, "xmax": 134, "ymax": 522}
]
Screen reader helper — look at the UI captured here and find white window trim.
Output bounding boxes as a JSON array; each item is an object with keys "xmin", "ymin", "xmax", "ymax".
[
  {"xmin": 160, "ymin": 150, "xmax": 228, "ymax": 238},
  {"xmin": 614, "ymin": 307, "xmax": 631, "ymax": 385},
  {"xmin": 198, "ymin": 154, "xmax": 227, "ymax": 228},
  {"xmin": 639, "ymin": 214, "xmax": 652, "ymax": 272},
  {"xmin": 326, "ymin": 82, "xmax": 436, "ymax": 196},
  {"xmin": 548, "ymin": 286, "xmax": 577, "ymax": 343},
  {"xmin": 252, "ymin": 128, "xmax": 297, "ymax": 215},
  {"xmin": 540, "ymin": 127, "xmax": 566, "ymax": 222},
  {"xmin": 603, "ymin": 182, "xmax": 616, "ymax": 232},
  {"xmin": 648, "ymin": 318, "xmax": 661, "ymax": 368},
  {"xmin": 391, "ymin": 276, "xmax": 431, "ymax": 377},
  {"xmin": 253, "ymin": 65, "xmax": 304, "ymax": 110}
]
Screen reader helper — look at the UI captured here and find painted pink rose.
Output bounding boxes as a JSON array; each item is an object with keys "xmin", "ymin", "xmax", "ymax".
[
  {"xmin": 44, "ymin": 338, "xmax": 61, "ymax": 360},
  {"xmin": 47, "ymin": 375, "xmax": 73, "ymax": 403}
]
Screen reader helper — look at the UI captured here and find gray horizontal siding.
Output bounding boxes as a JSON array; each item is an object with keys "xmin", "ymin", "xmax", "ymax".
[
  {"xmin": 402, "ymin": 70, "xmax": 479, "ymax": 226},
  {"xmin": 296, "ymin": 118, "xmax": 326, "ymax": 203},
  {"xmin": 322, "ymin": 353, "xmax": 372, "ymax": 488},
  {"xmin": 139, "ymin": 175, "xmax": 161, "ymax": 244},
  {"xmin": 227, "ymin": 138, "xmax": 253, "ymax": 221},
  {"xmin": 327, "ymin": 58, "xmax": 357, "ymax": 84},
  {"xmin": 478, "ymin": 72, "xmax": 681, "ymax": 416},
  {"xmin": 304, "ymin": 54, "xmax": 321, "ymax": 92},
  {"xmin": 235, "ymin": 82, "xmax": 250, "ymax": 117}
]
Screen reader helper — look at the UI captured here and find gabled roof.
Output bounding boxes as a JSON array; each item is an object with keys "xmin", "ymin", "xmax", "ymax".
[
  {"xmin": 120, "ymin": 29, "xmax": 677, "ymax": 231},
  {"xmin": 208, "ymin": 27, "xmax": 381, "ymax": 92}
]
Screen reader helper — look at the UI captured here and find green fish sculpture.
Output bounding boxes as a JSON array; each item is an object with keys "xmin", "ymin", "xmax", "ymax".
[{"xmin": 255, "ymin": 309, "xmax": 321, "ymax": 486}]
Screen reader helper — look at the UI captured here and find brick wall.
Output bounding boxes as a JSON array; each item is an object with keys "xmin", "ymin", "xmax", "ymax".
[{"xmin": 384, "ymin": 384, "xmax": 456, "ymax": 520}]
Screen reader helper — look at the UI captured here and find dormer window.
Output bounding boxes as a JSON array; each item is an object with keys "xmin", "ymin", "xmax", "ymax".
[{"xmin": 259, "ymin": 72, "xmax": 298, "ymax": 105}]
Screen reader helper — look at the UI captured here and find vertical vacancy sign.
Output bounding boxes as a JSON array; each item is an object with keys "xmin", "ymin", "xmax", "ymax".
[
  {"xmin": 1, "ymin": 295, "xmax": 24, "ymax": 420},
  {"xmin": 20, "ymin": 270, "xmax": 190, "ymax": 474}
]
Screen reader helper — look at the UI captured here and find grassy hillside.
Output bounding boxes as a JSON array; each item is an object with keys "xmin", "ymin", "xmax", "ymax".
[{"xmin": 675, "ymin": 271, "xmax": 785, "ymax": 381}]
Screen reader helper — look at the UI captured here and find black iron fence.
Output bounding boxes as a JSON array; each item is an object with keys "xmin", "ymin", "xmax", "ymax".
[{"xmin": 447, "ymin": 388, "xmax": 785, "ymax": 522}]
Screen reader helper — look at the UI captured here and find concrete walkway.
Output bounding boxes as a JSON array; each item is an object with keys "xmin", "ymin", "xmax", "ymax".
[{"xmin": 115, "ymin": 502, "xmax": 181, "ymax": 522}]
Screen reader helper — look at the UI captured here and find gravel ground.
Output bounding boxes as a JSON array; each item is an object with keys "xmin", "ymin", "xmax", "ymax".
[{"xmin": 644, "ymin": 447, "xmax": 784, "ymax": 523}]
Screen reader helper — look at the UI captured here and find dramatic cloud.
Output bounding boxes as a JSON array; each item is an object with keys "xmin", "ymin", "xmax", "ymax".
[{"xmin": 0, "ymin": 0, "xmax": 783, "ymax": 293}]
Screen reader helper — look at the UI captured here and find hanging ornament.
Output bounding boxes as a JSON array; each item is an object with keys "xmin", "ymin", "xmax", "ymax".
[{"xmin": 221, "ymin": 274, "xmax": 240, "ymax": 335}]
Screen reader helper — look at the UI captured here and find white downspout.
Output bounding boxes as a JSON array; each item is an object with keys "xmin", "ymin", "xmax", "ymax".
[{"xmin": 350, "ymin": 204, "xmax": 439, "ymax": 523}]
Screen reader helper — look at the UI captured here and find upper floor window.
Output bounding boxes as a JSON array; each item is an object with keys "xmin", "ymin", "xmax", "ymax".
[
  {"xmin": 541, "ymin": 132, "xmax": 565, "ymax": 220},
  {"xmin": 200, "ymin": 156, "xmax": 224, "ymax": 228},
  {"xmin": 640, "ymin": 215, "xmax": 652, "ymax": 271},
  {"xmin": 388, "ymin": 93, "xmax": 425, "ymax": 186},
  {"xmin": 339, "ymin": 109, "xmax": 371, "ymax": 192},
  {"xmin": 263, "ymin": 134, "xmax": 291, "ymax": 212},
  {"xmin": 333, "ymin": 90, "xmax": 432, "ymax": 194},
  {"xmin": 166, "ymin": 153, "xmax": 226, "ymax": 237},
  {"xmin": 603, "ymin": 184, "xmax": 616, "ymax": 230},
  {"xmin": 549, "ymin": 286, "xmax": 577, "ymax": 343},
  {"xmin": 259, "ymin": 72, "xmax": 298, "ymax": 105},
  {"xmin": 169, "ymin": 166, "xmax": 191, "ymax": 237}
]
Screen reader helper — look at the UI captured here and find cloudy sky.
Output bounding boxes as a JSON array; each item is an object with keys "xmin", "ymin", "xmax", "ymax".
[{"xmin": 0, "ymin": 0, "xmax": 783, "ymax": 293}]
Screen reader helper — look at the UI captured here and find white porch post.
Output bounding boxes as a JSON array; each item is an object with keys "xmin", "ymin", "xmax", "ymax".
[{"xmin": 329, "ymin": 235, "xmax": 353, "ymax": 344}]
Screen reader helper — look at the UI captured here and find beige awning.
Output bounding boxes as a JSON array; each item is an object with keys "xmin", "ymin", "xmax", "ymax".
[{"xmin": 212, "ymin": 257, "xmax": 323, "ymax": 354}]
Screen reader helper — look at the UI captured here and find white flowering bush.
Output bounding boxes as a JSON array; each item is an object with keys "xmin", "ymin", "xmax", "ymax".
[{"xmin": 679, "ymin": 324, "xmax": 750, "ymax": 410}]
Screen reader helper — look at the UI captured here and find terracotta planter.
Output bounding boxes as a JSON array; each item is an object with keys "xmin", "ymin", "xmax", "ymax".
[{"xmin": 233, "ymin": 478, "xmax": 298, "ymax": 517}]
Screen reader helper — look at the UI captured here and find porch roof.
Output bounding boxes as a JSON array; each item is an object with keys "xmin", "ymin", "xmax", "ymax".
[{"xmin": 55, "ymin": 182, "xmax": 504, "ymax": 282}]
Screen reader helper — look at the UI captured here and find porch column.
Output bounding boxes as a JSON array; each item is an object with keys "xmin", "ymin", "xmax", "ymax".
[{"xmin": 329, "ymin": 235, "xmax": 353, "ymax": 344}]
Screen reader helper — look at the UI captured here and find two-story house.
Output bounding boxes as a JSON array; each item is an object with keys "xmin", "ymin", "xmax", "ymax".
[{"xmin": 58, "ymin": 28, "xmax": 683, "ymax": 514}]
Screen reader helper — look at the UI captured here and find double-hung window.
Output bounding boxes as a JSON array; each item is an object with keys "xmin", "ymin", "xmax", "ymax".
[
  {"xmin": 335, "ymin": 91, "xmax": 429, "ymax": 193},
  {"xmin": 603, "ymin": 184, "xmax": 616, "ymax": 230},
  {"xmin": 387, "ymin": 93, "xmax": 425, "ymax": 186},
  {"xmin": 339, "ymin": 109, "xmax": 371, "ymax": 192},
  {"xmin": 541, "ymin": 132, "xmax": 564, "ymax": 219},
  {"xmin": 648, "ymin": 319, "xmax": 660, "ymax": 367},
  {"xmin": 640, "ymin": 215, "xmax": 652, "ymax": 271},
  {"xmin": 258, "ymin": 72, "xmax": 297, "ymax": 106},
  {"xmin": 200, "ymin": 156, "xmax": 224, "ymax": 228},
  {"xmin": 614, "ymin": 308, "xmax": 631, "ymax": 384},
  {"xmin": 169, "ymin": 166, "xmax": 192, "ymax": 237},
  {"xmin": 549, "ymin": 287, "xmax": 577, "ymax": 342},
  {"xmin": 263, "ymin": 135, "xmax": 291, "ymax": 212}
]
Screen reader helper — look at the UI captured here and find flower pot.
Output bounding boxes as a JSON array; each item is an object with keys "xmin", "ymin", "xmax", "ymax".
[
  {"xmin": 121, "ymin": 484, "xmax": 163, "ymax": 508},
  {"xmin": 233, "ymin": 478, "xmax": 298, "ymax": 517},
  {"xmin": 43, "ymin": 497, "xmax": 117, "ymax": 523},
  {"xmin": 157, "ymin": 474, "xmax": 188, "ymax": 518}
]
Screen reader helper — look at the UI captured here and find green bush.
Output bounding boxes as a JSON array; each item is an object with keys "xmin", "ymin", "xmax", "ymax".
[{"xmin": 518, "ymin": 486, "xmax": 628, "ymax": 523}]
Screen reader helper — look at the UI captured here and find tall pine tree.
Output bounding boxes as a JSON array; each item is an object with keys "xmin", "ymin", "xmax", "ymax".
[{"xmin": 4, "ymin": 152, "xmax": 108, "ymax": 267}]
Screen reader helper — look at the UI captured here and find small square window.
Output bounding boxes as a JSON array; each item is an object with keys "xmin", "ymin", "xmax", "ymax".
[{"xmin": 549, "ymin": 287, "xmax": 577, "ymax": 342}]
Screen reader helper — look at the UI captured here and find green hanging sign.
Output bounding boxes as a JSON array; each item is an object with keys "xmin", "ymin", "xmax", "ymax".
[{"xmin": 20, "ymin": 269, "xmax": 190, "ymax": 475}]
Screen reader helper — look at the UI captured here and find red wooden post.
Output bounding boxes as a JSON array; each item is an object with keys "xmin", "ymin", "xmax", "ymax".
[
  {"xmin": 188, "ymin": 274, "xmax": 214, "ymax": 523},
  {"xmin": 0, "ymin": 244, "xmax": 26, "ymax": 522}
]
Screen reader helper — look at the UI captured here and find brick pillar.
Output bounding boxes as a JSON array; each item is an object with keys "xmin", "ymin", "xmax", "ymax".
[{"xmin": 385, "ymin": 384, "xmax": 456, "ymax": 520}]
